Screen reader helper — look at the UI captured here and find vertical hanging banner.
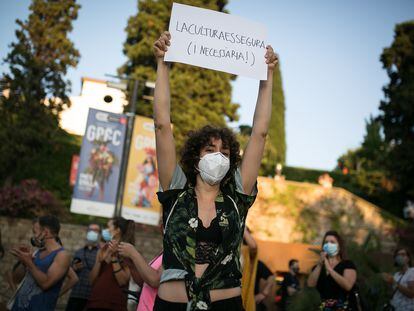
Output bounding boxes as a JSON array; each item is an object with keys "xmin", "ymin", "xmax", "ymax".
[
  {"xmin": 71, "ymin": 108, "xmax": 127, "ymax": 218},
  {"xmin": 121, "ymin": 116, "xmax": 160, "ymax": 225}
]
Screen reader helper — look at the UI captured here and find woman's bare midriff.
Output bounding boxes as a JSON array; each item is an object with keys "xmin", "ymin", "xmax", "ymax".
[
  {"xmin": 158, "ymin": 281, "xmax": 241, "ymax": 303},
  {"xmin": 158, "ymin": 263, "xmax": 241, "ymax": 302}
]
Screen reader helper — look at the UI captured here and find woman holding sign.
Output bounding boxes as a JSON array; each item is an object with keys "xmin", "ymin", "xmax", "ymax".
[{"xmin": 153, "ymin": 31, "xmax": 278, "ymax": 311}]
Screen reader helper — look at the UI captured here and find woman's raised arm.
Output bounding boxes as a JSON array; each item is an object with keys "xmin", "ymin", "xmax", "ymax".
[
  {"xmin": 153, "ymin": 31, "xmax": 176, "ymax": 191},
  {"xmin": 241, "ymin": 46, "xmax": 278, "ymax": 194}
]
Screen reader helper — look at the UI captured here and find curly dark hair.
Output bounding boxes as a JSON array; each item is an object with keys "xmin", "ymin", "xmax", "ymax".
[{"xmin": 180, "ymin": 125, "xmax": 241, "ymax": 187}]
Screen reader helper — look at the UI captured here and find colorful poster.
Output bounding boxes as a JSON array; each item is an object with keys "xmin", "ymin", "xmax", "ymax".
[
  {"xmin": 121, "ymin": 115, "xmax": 160, "ymax": 225},
  {"xmin": 71, "ymin": 108, "xmax": 127, "ymax": 218}
]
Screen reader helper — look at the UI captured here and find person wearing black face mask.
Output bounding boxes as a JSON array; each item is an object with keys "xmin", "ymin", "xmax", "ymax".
[
  {"xmin": 280, "ymin": 259, "xmax": 300, "ymax": 310},
  {"xmin": 9, "ymin": 215, "xmax": 73, "ymax": 311},
  {"xmin": 382, "ymin": 247, "xmax": 414, "ymax": 310}
]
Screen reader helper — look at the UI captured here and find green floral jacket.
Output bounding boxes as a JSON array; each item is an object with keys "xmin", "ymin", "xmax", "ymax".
[{"xmin": 157, "ymin": 166, "xmax": 257, "ymax": 310}]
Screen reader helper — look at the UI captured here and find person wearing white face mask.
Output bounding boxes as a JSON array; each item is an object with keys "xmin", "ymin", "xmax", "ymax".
[
  {"xmin": 152, "ymin": 30, "xmax": 277, "ymax": 311},
  {"xmin": 307, "ymin": 230, "xmax": 359, "ymax": 310},
  {"xmin": 65, "ymin": 223, "xmax": 101, "ymax": 311},
  {"xmin": 382, "ymin": 247, "xmax": 414, "ymax": 310}
]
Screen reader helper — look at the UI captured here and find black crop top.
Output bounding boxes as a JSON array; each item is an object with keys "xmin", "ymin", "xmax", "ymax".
[
  {"xmin": 157, "ymin": 165, "xmax": 258, "ymax": 310},
  {"xmin": 196, "ymin": 217, "xmax": 222, "ymax": 264}
]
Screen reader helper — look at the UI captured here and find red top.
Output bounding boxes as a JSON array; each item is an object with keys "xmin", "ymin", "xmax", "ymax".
[{"xmin": 87, "ymin": 260, "xmax": 128, "ymax": 311}]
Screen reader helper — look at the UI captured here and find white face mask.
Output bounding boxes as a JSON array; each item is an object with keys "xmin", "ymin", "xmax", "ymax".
[
  {"xmin": 198, "ymin": 152, "xmax": 230, "ymax": 185},
  {"xmin": 323, "ymin": 242, "xmax": 339, "ymax": 257}
]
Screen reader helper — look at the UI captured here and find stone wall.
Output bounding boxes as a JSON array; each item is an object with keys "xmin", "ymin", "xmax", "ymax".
[
  {"xmin": 0, "ymin": 216, "xmax": 162, "ymax": 310},
  {"xmin": 247, "ymin": 177, "xmax": 399, "ymax": 251}
]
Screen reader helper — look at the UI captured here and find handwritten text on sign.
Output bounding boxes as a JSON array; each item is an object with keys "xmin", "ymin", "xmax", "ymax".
[{"xmin": 165, "ymin": 3, "xmax": 268, "ymax": 80}]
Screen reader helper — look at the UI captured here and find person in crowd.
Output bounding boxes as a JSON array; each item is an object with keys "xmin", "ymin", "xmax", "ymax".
[
  {"xmin": 7, "ymin": 218, "xmax": 41, "ymax": 292},
  {"xmin": 241, "ymin": 227, "xmax": 258, "ymax": 310},
  {"xmin": 65, "ymin": 223, "xmax": 101, "ymax": 311},
  {"xmin": 9, "ymin": 215, "xmax": 72, "ymax": 311},
  {"xmin": 254, "ymin": 260, "xmax": 273, "ymax": 311},
  {"xmin": 152, "ymin": 30, "xmax": 277, "ymax": 310},
  {"xmin": 117, "ymin": 242, "xmax": 163, "ymax": 311},
  {"xmin": 280, "ymin": 259, "xmax": 300, "ymax": 310},
  {"xmin": 7, "ymin": 218, "xmax": 78, "ymax": 295},
  {"xmin": 86, "ymin": 217, "xmax": 135, "ymax": 311},
  {"xmin": 382, "ymin": 247, "xmax": 414, "ymax": 310},
  {"xmin": 307, "ymin": 230, "xmax": 358, "ymax": 310}
]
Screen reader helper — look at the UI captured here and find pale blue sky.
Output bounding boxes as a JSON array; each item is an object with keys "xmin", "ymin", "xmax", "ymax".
[{"xmin": 1, "ymin": 0, "xmax": 413, "ymax": 170}]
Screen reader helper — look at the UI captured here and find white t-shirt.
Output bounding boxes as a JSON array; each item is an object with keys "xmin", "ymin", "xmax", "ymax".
[{"xmin": 391, "ymin": 267, "xmax": 414, "ymax": 311}]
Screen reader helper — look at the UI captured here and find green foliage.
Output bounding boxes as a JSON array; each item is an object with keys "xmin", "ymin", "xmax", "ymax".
[
  {"xmin": 335, "ymin": 116, "xmax": 405, "ymax": 215},
  {"xmin": 394, "ymin": 222, "xmax": 414, "ymax": 257},
  {"xmin": 360, "ymin": 116, "xmax": 387, "ymax": 169},
  {"xmin": 338, "ymin": 156, "xmax": 395, "ymax": 214},
  {"xmin": 11, "ymin": 130, "xmax": 81, "ymax": 210},
  {"xmin": 6, "ymin": 130, "xmax": 109, "ymax": 225},
  {"xmin": 287, "ymin": 288, "xmax": 321, "ymax": 311},
  {"xmin": 0, "ymin": 0, "xmax": 80, "ymax": 182},
  {"xmin": 345, "ymin": 240, "xmax": 393, "ymax": 310},
  {"xmin": 267, "ymin": 64, "xmax": 286, "ymax": 167},
  {"xmin": 283, "ymin": 166, "xmax": 341, "ymax": 184},
  {"xmin": 238, "ymin": 125, "xmax": 285, "ymax": 177},
  {"xmin": 237, "ymin": 129, "xmax": 274, "ymax": 177},
  {"xmin": 337, "ymin": 116, "xmax": 387, "ymax": 171},
  {"xmin": 119, "ymin": 0, "xmax": 239, "ymax": 151},
  {"xmin": 0, "ymin": 179, "xmax": 67, "ymax": 219},
  {"xmin": 336, "ymin": 20, "xmax": 414, "ymax": 216},
  {"xmin": 379, "ymin": 21, "xmax": 414, "ymax": 200}
]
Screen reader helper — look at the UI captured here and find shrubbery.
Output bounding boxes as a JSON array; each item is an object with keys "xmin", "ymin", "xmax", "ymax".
[{"xmin": 0, "ymin": 179, "xmax": 66, "ymax": 219}]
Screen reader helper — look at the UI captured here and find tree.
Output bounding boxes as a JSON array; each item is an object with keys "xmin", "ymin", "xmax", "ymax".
[
  {"xmin": 378, "ymin": 21, "xmax": 414, "ymax": 200},
  {"xmin": 332, "ymin": 22, "xmax": 414, "ymax": 217},
  {"xmin": 338, "ymin": 116, "xmax": 387, "ymax": 172},
  {"xmin": 0, "ymin": 0, "xmax": 80, "ymax": 181},
  {"xmin": 267, "ymin": 64, "xmax": 286, "ymax": 166},
  {"xmin": 237, "ymin": 124, "xmax": 279, "ymax": 177},
  {"xmin": 360, "ymin": 116, "xmax": 387, "ymax": 170},
  {"xmin": 336, "ymin": 117, "xmax": 397, "ymax": 214},
  {"xmin": 119, "ymin": 0, "xmax": 238, "ymax": 150},
  {"xmin": 239, "ymin": 62, "xmax": 286, "ymax": 177}
]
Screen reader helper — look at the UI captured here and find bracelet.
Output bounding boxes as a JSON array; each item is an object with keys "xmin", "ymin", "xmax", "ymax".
[
  {"xmin": 111, "ymin": 259, "xmax": 119, "ymax": 264},
  {"xmin": 113, "ymin": 268, "xmax": 122, "ymax": 274}
]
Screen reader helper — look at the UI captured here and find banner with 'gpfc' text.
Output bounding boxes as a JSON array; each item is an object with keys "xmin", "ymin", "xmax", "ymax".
[{"xmin": 71, "ymin": 108, "xmax": 127, "ymax": 218}]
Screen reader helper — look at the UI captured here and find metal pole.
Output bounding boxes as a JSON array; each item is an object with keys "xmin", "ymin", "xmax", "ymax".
[
  {"xmin": 130, "ymin": 79, "xmax": 139, "ymax": 115},
  {"xmin": 114, "ymin": 79, "xmax": 139, "ymax": 217}
]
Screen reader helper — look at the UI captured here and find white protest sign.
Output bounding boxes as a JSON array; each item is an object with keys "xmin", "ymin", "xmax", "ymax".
[{"xmin": 165, "ymin": 3, "xmax": 268, "ymax": 80}]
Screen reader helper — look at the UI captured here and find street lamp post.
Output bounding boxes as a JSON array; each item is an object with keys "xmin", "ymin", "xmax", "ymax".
[
  {"xmin": 115, "ymin": 79, "xmax": 139, "ymax": 217},
  {"xmin": 106, "ymin": 75, "xmax": 139, "ymax": 217}
]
